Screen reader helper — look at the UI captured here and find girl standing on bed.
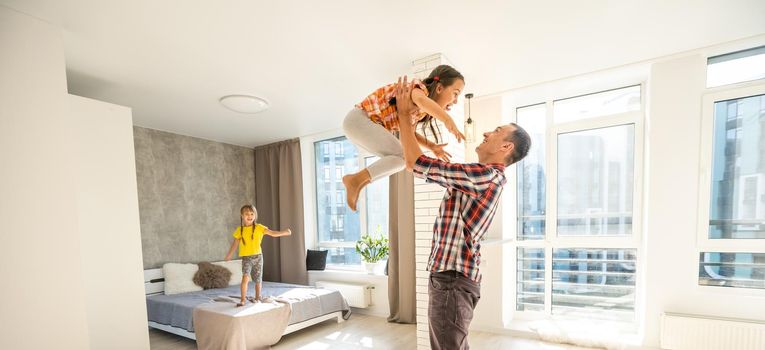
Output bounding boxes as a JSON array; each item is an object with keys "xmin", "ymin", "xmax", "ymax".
[
  {"xmin": 342, "ymin": 65, "xmax": 466, "ymax": 211},
  {"xmin": 225, "ymin": 204, "xmax": 291, "ymax": 307}
]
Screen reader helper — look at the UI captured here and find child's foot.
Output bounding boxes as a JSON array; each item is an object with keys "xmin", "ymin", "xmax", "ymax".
[
  {"xmin": 342, "ymin": 175, "xmax": 359, "ymax": 211},
  {"xmin": 342, "ymin": 172, "xmax": 370, "ymax": 212},
  {"xmin": 237, "ymin": 299, "xmax": 247, "ymax": 307}
]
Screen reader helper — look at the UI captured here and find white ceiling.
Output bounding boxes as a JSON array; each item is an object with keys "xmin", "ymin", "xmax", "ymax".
[{"xmin": 3, "ymin": 0, "xmax": 765, "ymax": 147}]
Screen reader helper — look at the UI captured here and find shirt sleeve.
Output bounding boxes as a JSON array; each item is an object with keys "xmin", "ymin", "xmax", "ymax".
[
  {"xmin": 412, "ymin": 155, "xmax": 500, "ymax": 197},
  {"xmin": 256, "ymin": 224, "xmax": 269, "ymax": 236},
  {"xmin": 232, "ymin": 227, "xmax": 242, "ymax": 239}
]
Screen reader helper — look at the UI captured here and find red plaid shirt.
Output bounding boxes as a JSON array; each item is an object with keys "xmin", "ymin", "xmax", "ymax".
[{"xmin": 413, "ymin": 155, "xmax": 507, "ymax": 283}]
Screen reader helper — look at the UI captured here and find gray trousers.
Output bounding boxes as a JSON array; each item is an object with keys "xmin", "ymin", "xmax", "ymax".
[
  {"xmin": 342, "ymin": 108, "xmax": 405, "ymax": 182},
  {"xmin": 428, "ymin": 270, "xmax": 481, "ymax": 350}
]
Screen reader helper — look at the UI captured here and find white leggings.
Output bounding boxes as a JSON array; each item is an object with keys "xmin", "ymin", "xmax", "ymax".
[{"xmin": 343, "ymin": 108, "xmax": 405, "ymax": 182}]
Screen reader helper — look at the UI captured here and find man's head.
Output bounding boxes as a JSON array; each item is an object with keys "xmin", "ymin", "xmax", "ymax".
[{"xmin": 475, "ymin": 123, "xmax": 531, "ymax": 166}]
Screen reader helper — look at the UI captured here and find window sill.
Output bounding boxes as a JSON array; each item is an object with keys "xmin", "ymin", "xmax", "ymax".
[{"xmin": 308, "ymin": 269, "xmax": 388, "ymax": 279}]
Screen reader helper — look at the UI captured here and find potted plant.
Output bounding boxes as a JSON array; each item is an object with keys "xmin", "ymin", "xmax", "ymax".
[{"xmin": 355, "ymin": 229, "xmax": 389, "ymax": 275}]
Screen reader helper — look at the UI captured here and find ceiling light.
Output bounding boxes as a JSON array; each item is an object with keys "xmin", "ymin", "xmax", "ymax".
[{"xmin": 219, "ymin": 94, "xmax": 269, "ymax": 114}]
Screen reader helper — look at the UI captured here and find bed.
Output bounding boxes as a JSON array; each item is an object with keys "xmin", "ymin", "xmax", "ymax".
[{"xmin": 144, "ymin": 265, "xmax": 352, "ymax": 342}]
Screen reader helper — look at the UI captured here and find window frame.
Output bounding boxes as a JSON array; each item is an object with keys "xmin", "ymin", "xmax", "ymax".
[
  {"xmin": 508, "ymin": 82, "xmax": 646, "ymax": 325},
  {"xmin": 695, "ymin": 82, "xmax": 765, "ymax": 295},
  {"xmin": 697, "ymin": 83, "xmax": 765, "ymax": 253}
]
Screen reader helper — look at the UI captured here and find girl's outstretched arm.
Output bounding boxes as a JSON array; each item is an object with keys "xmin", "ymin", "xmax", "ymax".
[
  {"xmin": 265, "ymin": 228, "xmax": 292, "ymax": 237},
  {"xmin": 411, "ymin": 89, "xmax": 466, "ymax": 143}
]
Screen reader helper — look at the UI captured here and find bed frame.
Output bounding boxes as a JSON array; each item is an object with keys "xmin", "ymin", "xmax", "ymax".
[{"xmin": 144, "ymin": 267, "xmax": 344, "ymax": 340}]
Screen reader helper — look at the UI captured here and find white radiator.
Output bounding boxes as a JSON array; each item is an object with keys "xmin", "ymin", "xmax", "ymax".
[
  {"xmin": 316, "ymin": 280, "xmax": 371, "ymax": 308},
  {"xmin": 660, "ymin": 312, "xmax": 765, "ymax": 350}
]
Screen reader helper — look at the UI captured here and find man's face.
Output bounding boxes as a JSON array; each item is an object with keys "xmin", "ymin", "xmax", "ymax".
[{"xmin": 475, "ymin": 125, "xmax": 515, "ymax": 161}]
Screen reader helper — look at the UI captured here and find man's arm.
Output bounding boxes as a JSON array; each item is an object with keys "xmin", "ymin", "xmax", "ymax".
[{"xmin": 395, "ymin": 76, "xmax": 424, "ymax": 171}]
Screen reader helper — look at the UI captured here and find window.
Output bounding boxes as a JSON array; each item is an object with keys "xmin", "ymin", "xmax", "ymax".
[
  {"xmin": 364, "ymin": 156, "xmax": 389, "ymax": 236},
  {"xmin": 552, "ymin": 248, "xmax": 636, "ymax": 321},
  {"xmin": 699, "ymin": 252, "xmax": 765, "ymax": 290},
  {"xmin": 708, "ymin": 94, "xmax": 765, "ymax": 240},
  {"xmin": 313, "ymin": 136, "xmax": 389, "ymax": 268},
  {"xmin": 513, "ymin": 85, "xmax": 642, "ymax": 324},
  {"xmin": 698, "ymin": 83, "xmax": 765, "ymax": 290},
  {"xmin": 557, "ymin": 125, "xmax": 634, "ymax": 236},
  {"xmin": 553, "ymin": 85, "xmax": 640, "ymax": 124},
  {"xmin": 707, "ymin": 46, "xmax": 765, "ymax": 88}
]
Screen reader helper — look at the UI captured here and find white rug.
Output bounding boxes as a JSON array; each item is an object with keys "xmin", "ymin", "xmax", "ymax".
[{"xmin": 527, "ymin": 319, "xmax": 629, "ymax": 350}]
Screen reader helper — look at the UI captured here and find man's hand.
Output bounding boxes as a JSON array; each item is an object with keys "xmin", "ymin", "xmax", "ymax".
[
  {"xmin": 395, "ymin": 75, "xmax": 424, "ymax": 170},
  {"xmin": 395, "ymin": 76, "xmax": 415, "ymax": 125}
]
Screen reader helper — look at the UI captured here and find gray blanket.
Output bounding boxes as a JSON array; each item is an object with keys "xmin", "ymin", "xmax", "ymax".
[{"xmin": 146, "ymin": 281, "xmax": 351, "ymax": 332}]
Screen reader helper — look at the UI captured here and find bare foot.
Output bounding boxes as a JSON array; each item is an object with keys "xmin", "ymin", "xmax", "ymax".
[
  {"xmin": 237, "ymin": 299, "xmax": 246, "ymax": 307},
  {"xmin": 342, "ymin": 171, "xmax": 370, "ymax": 212},
  {"xmin": 342, "ymin": 175, "xmax": 359, "ymax": 211}
]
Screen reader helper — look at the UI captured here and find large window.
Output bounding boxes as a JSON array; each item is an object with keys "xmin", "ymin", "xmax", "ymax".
[
  {"xmin": 514, "ymin": 85, "xmax": 642, "ymax": 324},
  {"xmin": 314, "ymin": 136, "xmax": 389, "ymax": 268},
  {"xmin": 698, "ymin": 82, "xmax": 765, "ymax": 290}
]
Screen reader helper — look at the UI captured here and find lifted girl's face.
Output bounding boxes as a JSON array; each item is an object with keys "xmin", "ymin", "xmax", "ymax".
[
  {"xmin": 434, "ymin": 79, "xmax": 464, "ymax": 112},
  {"xmin": 241, "ymin": 210, "xmax": 255, "ymax": 225}
]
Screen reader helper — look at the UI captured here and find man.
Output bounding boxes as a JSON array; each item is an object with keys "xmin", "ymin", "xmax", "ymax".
[{"xmin": 395, "ymin": 76, "xmax": 531, "ymax": 349}]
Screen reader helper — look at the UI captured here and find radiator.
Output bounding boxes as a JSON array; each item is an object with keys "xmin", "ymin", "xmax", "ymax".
[
  {"xmin": 315, "ymin": 280, "xmax": 371, "ymax": 308},
  {"xmin": 660, "ymin": 312, "xmax": 765, "ymax": 350}
]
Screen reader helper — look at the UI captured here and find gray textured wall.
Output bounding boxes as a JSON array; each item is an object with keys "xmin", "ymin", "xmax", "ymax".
[{"xmin": 133, "ymin": 127, "xmax": 255, "ymax": 268}]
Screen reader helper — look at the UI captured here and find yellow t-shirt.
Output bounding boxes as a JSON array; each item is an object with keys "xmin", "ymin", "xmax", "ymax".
[{"xmin": 233, "ymin": 224, "xmax": 267, "ymax": 257}]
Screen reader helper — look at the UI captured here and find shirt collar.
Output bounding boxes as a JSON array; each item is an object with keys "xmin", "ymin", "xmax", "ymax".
[{"xmin": 485, "ymin": 163, "xmax": 506, "ymax": 171}]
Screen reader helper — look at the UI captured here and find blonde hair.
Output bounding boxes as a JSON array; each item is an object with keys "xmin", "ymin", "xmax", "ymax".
[{"xmin": 239, "ymin": 204, "xmax": 258, "ymax": 245}]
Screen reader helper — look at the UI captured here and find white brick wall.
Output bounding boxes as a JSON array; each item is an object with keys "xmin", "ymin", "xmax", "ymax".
[{"xmin": 411, "ymin": 53, "xmax": 465, "ymax": 350}]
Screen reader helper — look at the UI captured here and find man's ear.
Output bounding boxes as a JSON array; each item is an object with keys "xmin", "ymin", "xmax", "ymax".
[{"xmin": 502, "ymin": 142, "xmax": 515, "ymax": 155}]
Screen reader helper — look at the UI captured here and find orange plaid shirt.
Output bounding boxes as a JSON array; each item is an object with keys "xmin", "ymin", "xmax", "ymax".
[{"xmin": 356, "ymin": 79, "xmax": 428, "ymax": 132}]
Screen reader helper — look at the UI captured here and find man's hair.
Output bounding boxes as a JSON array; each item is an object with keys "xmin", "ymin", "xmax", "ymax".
[{"xmin": 504, "ymin": 123, "xmax": 531, "ymax": 166}]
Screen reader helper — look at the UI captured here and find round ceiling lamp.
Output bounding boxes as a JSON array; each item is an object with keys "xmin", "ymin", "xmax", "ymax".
[{"xmin": 219, "ymin": 94, "xmax": 269, "ymax": 114}]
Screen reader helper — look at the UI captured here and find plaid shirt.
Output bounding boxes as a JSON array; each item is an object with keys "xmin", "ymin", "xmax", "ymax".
[
  {"xmin": 355, "ymin": 79, "xmax": 428, "ymax": 131},
  {"xmin": 413, "ymin": 154, "xmax": 507, "ymax": 283}
]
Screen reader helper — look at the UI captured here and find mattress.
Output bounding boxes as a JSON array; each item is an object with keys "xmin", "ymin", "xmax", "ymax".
[{"xmin": 146, "ymin": 281, "xmax": 351, "ymax": 332}]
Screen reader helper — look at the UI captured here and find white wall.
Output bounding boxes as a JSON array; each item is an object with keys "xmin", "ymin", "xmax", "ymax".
[
  {"xmin": 0, "ymin": 6, "xmax": 91, "ymax": 349},
  {"xmin": 0, "ymin": 6, "xmax": 148, "ymax": 349},
  {"xmin": 71, "ymin": 94, "xmax": 149, "ymax": 350}
]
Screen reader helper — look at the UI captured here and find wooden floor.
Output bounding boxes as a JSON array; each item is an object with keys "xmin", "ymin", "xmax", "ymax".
[{"xmin": 149, "ymin": 313, "xmax": 598, "ymax": 349}]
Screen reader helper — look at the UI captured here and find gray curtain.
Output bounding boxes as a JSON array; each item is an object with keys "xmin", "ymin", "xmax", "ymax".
[
  {"xmin": 387, "ymin": 170, "xmax": 416, "ymax": 323},
  {"xmin": 254, "ymin": 138, "xmax": 307, "ymax": 285}
]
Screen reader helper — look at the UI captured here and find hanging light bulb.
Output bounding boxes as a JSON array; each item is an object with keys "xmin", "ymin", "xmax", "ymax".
[{"xmin": 464, "ymin": 93, "xmax": 476, "ymax": 143}]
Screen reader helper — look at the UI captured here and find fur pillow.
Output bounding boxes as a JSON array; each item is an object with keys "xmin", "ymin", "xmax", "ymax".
[
  {"xmin": 163, "ymin": 263, "xmax": 204, "ymax": 295},
  {"xmin": 193, "ymin": 262, "xmax": 232, "ymax": 290},
  {"xmin": 212, "ymin": 260, "xmax": 243, "ymax": 286}
]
